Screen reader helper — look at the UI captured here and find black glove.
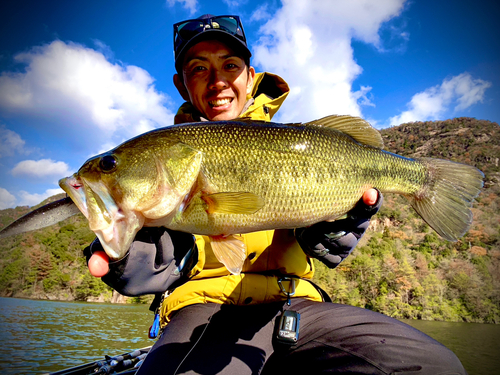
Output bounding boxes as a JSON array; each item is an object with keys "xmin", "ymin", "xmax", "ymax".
[
  {"xmin": 83, "ymin": 227, "xmax": 197, "ymax": 296},
  {"xmin": 295, "ymin": 191, "xmax": 383, "ymax": 269}
]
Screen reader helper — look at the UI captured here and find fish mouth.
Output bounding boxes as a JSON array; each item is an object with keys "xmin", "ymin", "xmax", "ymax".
[
  {"xmin": 59, "ymin": 175, "xmax": 89, "ymax": 218},
  {"xmin": 59, "ymin": 175, "xmax": 143, "ymax": 260}
]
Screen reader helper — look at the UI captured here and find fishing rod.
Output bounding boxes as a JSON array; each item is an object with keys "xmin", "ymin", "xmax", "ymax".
[{"xmin": 46, "ymin": 346, "xmax": 151, "ymax": 375}]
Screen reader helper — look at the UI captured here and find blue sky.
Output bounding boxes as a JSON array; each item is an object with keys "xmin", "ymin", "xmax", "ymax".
[{"xmin": 0, "ymin": 0, "xmax": 498, "ymax": 208}]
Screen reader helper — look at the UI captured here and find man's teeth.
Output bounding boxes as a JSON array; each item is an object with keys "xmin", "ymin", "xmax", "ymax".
[{"xmin": 209, "ymin": 98, "xmax": 232, "ymax": 107}]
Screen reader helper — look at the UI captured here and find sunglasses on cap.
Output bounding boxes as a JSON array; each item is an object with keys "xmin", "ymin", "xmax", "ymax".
[{"xmin": 173, "ymin": 15, "xmax": 248, "ymax": 59}]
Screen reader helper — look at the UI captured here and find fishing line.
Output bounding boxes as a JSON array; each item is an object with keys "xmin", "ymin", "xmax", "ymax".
[{"xmin": 173, "ymin": 276, "xmax": 230, "ymax": 375}]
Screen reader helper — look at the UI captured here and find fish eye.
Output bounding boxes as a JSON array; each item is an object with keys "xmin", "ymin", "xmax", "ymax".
[{"xmin": 99, "ymin": 155, "xmax": 117, "ymax": 172}]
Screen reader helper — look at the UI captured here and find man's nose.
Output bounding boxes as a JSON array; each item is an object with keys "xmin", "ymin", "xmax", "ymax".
[{"xmin": 207, "ymin": 69, "xmax": 228, "ymax": 90}]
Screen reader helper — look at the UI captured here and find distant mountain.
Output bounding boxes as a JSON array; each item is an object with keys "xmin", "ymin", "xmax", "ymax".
[
  {"xmin": 0, "ymin": 117, "xmax": 498, "ymax": 321},
  {"xmin": 381, "ymin": 117, "xmax": 499, "ymax": 185}
]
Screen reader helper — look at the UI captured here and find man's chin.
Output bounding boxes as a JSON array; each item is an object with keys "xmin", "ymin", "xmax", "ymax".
[{"xmin": 207, "ymin": 110, "xmax": 238, "ymax": 121}]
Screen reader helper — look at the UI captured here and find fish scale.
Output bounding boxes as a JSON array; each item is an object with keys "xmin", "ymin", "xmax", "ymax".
[{"xmin": 166, "ymin": 122, "xmax": 422, "ymax": 233}]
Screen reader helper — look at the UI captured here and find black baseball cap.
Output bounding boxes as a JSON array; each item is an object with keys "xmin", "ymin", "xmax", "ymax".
[{"xmin": 173, "ymin": 14, "xmax": 252, "ymax": 74}]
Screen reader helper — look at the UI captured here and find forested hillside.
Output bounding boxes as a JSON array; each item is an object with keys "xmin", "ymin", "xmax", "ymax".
[
  {"xmin": 0, "ymin": 117, "xmax": 498, "ymax": 322},
  {"xmin": 0, "ymin": 195, "xmax": 116, "ymax": 302},
  {"xmin": 314, "ymin": 117, "xmax": 500, "ymax": 323}
]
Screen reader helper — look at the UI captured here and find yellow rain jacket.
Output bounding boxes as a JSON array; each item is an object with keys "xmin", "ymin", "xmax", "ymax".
[{"xmin": 160, "ymin": 72, "xmax": 323, "ymax": 327}]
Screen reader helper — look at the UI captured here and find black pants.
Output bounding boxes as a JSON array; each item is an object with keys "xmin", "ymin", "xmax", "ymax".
[{"xmin": 137, "ymin": 299, "xmax": 467, "ymax": 375}]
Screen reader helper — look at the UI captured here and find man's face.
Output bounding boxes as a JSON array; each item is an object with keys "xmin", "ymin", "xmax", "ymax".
[{"xmin": 176, "ymin": 40, "xmax": 255, "ymax": 121}]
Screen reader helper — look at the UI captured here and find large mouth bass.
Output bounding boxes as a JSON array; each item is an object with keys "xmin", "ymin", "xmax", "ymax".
[{"xmin": 58, "ymin": 115, "xmax": 484, "ymax": 274}]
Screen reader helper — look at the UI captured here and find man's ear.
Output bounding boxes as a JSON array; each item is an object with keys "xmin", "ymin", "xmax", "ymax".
[
  {"xmin": 247, "ymin": 66, "xmax": 256, "ymax": 95},
  {"xmin": 174, "ymin": 74, "xmax": 191, "ymax": 102}
]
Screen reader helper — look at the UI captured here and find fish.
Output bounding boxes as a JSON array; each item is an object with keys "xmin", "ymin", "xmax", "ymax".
[
  {"xmin": 51, "ymin": 115, "xmax": 482, "ymax": 275},
  {"xmin": 0, "ymin": 197, "xmax": 80, "ymax": 238}
]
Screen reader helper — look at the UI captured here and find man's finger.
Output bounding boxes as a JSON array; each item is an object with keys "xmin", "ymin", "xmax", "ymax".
[
  {"xmin": 362, "ymin": 188, "xmax": 378, "ymax": 206},
  {"xmin": 88, "ymin": 251, "xmax": 110, "ymax": 277}
]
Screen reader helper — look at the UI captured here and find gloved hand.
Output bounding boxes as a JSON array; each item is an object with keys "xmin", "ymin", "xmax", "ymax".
[
  {"xmin": 83, "ymin": 227, "xmax": 198, "ymax": 296},
  {"xmin": 295, "ymin": 189, "xmax": 383, "ymax": 269}
]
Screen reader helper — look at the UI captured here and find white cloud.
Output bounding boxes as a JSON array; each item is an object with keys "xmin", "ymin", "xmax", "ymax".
[
  {"xmin": 18, "ymin": 188, "xmax": 65, "ymax": 207},
  {"xmin": 389, "ymin": 72, "xmax": 492, "ymax": 125},
  {"xmin": 0, "ymin": 187, "xmax": 16, "ymax": 209},
  {"xmin": 353, "ymin": 85, "xmax": 375, "ymax": 107},
  {"xmin": 166, "ymin": 0, "xmax": 198, "ymax": 15},
  {"xmin": 92, "ymin": 39, "xmax": 115, "ymax": 61},
  {"xmin": 250, "ymin": 4, "xmax": 270, "ymax": 22},
  {"xmin": 222, "ymin": 0, "xmax": 247, "ymax": 8},
  {"xmin": 0, "ymin": 126, "xmax": 28, "ymax": 157},
  {"xmin": 0, "ymin": 40, "xmax": 174, "ymax": 146},
  {"xmin": 11, "ymin": 159, "xmax": 71, "ymax": 178},
  {"xmin": 377, "ymin": 19, "xmax": 410, "ymax": 53},
  {"xmin": 252, "ymin": 0, "xmax": 407, "ymax": 122}
]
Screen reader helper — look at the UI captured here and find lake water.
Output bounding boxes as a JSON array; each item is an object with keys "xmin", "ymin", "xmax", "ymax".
[
  {"xmin": 0, "ymin": 297, "xmax": 498, "ymax": 374},
  {"xmin": 0, "ymin": 297, "xmax": 153, "ymax": 374}
]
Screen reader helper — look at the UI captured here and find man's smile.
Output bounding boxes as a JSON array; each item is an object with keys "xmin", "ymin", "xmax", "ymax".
[{"xmin": 209, "ymin": 98, "xmax": 233, "ymax": 108}]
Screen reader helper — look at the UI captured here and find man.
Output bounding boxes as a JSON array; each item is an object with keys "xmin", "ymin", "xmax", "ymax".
[{"xmin": 86, "ymin": 14, "xmax": 467, "ymax": 374}]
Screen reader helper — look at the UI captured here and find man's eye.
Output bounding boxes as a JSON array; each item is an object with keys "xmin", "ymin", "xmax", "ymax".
[
  {"xmin": 225, "ymin": 63, "xmax": 238, "ymax": 70},
  {"xmin": 186, "ymin": 65, "xmax": 206, "ymax": 75}
]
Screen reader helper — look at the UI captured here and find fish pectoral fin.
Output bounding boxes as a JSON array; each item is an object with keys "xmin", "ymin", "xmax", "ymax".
[
  {"xmin": 202, "ymin": 192, "xmax": 264, "ymax": 214},
  {"xmin": 210, "ymin": 235, "xmax": 246, "ymax": 275},
  {"xmin": 305, "ymin": 115, "xmax": 384, "ymax": 149}
]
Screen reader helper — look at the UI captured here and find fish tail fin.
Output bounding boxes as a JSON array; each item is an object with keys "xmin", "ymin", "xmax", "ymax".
[{"xmin": 408, "ymin": 158, "xmax": 484, "ymax": 241}]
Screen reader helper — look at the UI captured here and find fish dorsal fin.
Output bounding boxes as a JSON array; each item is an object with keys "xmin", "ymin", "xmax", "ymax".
[
  {"xmin": 202, "ymin": 192, "xmax": 264, "ymax": 214},
  {"xmin": 305, "ymin": 115, "xmax": 384, "ymax": 148},
  {"xmin": 210, "ymin": 234, "xmax": 246, "ymax": 275}
]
